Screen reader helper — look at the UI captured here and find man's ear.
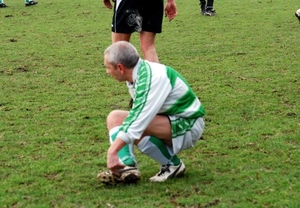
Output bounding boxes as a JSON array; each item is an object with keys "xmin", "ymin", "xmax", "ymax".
[{"xmin": 117, "ymin": 63, "xmax": 125, "ymax": 74}]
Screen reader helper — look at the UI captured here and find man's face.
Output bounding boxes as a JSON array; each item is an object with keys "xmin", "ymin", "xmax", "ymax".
[{"xmin": 104, "ymin": 54, "xmax": 124, "ymax": 82}]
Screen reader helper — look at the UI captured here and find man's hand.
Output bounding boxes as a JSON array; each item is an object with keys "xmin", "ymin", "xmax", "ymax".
[
  {"xmin": 107, "ymin": 151, "xmax": 125, "ymax": 176},
  {"xmin": 103, "ymin": 0, "xmax": 114, "ymax": 9},
  {"xmin": 165, "ymin": 0, "xmax": 177, "ymax": 21},
  {"xmin": 107, "ymin": 138, "xmax": 126, "ymax": 176}
]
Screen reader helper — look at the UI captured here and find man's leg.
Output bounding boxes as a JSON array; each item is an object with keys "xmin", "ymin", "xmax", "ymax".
[
  {"xmin": 137, "ymin": 135, "xmax": 185, "ymax": 182},
  {"xmin": 112, "ymin": 32, "xmax": 131, "ymax": 43},
  {"xmin": 204, "ymin": 0, "xmax": 216, "ymax": 16},
  {"xmin": 139, "ymin": 31, "xmax": 159, "ymax": 63},
  {"xmin": 25, "ymin": 0, "xmax": 38, "ymax": 6},
  {"xmin": 97, "ymin": 110, "xmax": 141, "ymax": 185},
  {"xmin": 0, "ymin": 0, "xmax": 7, "ymax": 7},
  {"xmin": 109, "ymin": 126, "xmax": 137, "ymax": 167},
  {"xmin": 106, "ymin": 110, "xmax": 185, "ymax": 182},
  {"xmin": 106, "ymin": 110, "xmax": 173, "ymax": 146},
  {"xmin": 206, "ymin": 0, "xmax": 214, "ymax": 10},
  {"xmin": 137, "ymin": 135, "xmax": 180, "ymax": 166},
  {"xmin": 141, "ymin": 115, "xmax": 204, "ymax": 182},
  {"xmin": 199, "ymin": 0, "xmax": 206, "ymax": 15}
]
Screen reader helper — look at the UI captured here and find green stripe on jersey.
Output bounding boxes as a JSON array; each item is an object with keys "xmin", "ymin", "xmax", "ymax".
[
  {"xmin": 120, "ymin": 61, "xmax": 152, "ymax": 133},
  {"xmin": 166, "ymin": 66, "xmax": 190, "ymax": 88},
  {"xmin": 191, "ymin": 104, "xmax": 205, "ymax": 118},
  {"xmin": 165, "ymin": 66, "xmax": 205, "ymax": 118},
  {"xmin": 163, "ymin": 90, "xmax": 198, "ymax": 115}
]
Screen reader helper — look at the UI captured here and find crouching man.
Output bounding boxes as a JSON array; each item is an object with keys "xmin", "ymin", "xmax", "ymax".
[{"xmin": 98, "ymin": 41, "xmax": 205, "ymax": 184}]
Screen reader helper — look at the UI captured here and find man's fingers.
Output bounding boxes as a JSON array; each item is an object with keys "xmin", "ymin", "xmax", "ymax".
[
  {"xmin": 103, "ymin": 0, "xmax": 113, "ymax": 9},
  {"xmin": 165, "ymin": 8, "xmax": 177, "ymax": 21},
  {"xmin": 109, "ymin": 163, "xmax": 126, "ymax": 176},
  {"xmin": 166, "ymin": 13, "xmax": 177, "ymax": 21},
  {"xmin": 111, "ymin": 169, "xmax": 121, "ymax": 176}
]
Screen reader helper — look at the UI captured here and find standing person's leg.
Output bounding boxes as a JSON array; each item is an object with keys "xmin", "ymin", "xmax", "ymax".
[
  {"xmin": 138, "ymin": 0, "xmax": 163, "ymax": 63},
  {"xmin": 112, "ymin": 33, "xmax": 131, "ymax": 43},
  {"xmin": 204, "ymin": 0, "xmax": 216, "ymax": 16},
  {"xmin": 206, "ymin": 0, "xmax": 214, "ymax": 11},
  {"xmin": 110, "ymin": 0, "xmax": 138, "ymax": 107},
  {"xmin": 139, "ymin": 31, "xmax": 159, "ymax": 63},
  {"xmin": 199, "ymin": 0, "xmax": 206, "ymax": 15},
  {"xmin": 25, "ymin": 0, "xmax": 38, "ymax": 6},
  {"xmin": 0, "ymin": 0, "xmax": 7, "ymax": 8},
  {"xmin": 111, "ymin": 0, "xmax": 137, "ymax": 39}
]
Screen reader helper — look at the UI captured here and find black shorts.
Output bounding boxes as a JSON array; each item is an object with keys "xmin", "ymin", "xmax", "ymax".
[{"xmin": 112, "ymin": 0, "xmax": 164, "ymax": 34}]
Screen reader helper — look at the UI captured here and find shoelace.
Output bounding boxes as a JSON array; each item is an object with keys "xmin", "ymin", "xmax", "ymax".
[{"xmin": 157, "ymin": 165, "xmax": 171, "ymax": 176}]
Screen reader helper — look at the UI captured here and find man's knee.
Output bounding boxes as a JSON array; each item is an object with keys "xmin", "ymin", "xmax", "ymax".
[{"xmin": 106, "ymin": 110, "xmax": 128, "ymax": 130}]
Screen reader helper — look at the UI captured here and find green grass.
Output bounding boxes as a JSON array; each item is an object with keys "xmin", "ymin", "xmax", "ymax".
[{"xmin": 1, "ymin": 0, "xmax": 300, "ymax": 207}]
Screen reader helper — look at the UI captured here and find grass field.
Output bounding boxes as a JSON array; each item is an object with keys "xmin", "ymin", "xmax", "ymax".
[{"xmin": 1, "ymin": 0, "xmax": 300, "ymax": 207}]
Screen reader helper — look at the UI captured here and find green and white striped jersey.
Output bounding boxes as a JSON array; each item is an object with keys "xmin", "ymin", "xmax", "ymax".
[{"xmin": 117, "ymin": 59, "xmax": 205, "ymax": 144}]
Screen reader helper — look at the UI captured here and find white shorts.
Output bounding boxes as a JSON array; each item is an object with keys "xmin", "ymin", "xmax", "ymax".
[{"xmin": 168, "ymin": 116, "xmax": 205, "ymax": 155}]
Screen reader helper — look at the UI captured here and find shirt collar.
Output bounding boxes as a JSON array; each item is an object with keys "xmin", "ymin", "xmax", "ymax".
[{"xmin": 132, "ymin": 58, "xmax": 142, "ymax": 83}]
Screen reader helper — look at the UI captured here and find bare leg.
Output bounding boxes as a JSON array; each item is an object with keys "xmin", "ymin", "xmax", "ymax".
[
  {"xmin": 107, "ymin": 110, "xmax": 172, "ymax": 146},
  {"xmin": 139, "ymin": 31, "xmax": 159, "ymax": 63},
  {"xmin": 112, "ymin": 32, "xmax": 131, "ymax": 43}
]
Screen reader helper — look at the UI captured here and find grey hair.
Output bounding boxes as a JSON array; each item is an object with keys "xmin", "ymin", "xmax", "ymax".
[{"xmin": 104, "ymin": 41, "xmax": 140, "ymax": 68}]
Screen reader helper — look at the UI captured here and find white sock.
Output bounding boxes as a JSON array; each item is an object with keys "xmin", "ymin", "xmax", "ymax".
[{"xmin": 137, "ymin": 136, "xmax": 177, "ymax": 165}]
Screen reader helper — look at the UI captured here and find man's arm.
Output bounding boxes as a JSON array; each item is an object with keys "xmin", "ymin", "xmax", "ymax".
[
  {"xmin": 107, "ymin": 137, "xmax": 126, "ymax": 175},
  {"xmin": 103, "ymin": 0, "xmax": 114, "ymax": 9},
  {"xmin": 165, "ymin": 0, "xmax": 177, "ymax": 21}
]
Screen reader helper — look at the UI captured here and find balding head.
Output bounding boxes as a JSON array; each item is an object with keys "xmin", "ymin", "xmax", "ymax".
[{"xmin": 104, "ymin": 41, "xmax": 140, "ymax": 69}]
